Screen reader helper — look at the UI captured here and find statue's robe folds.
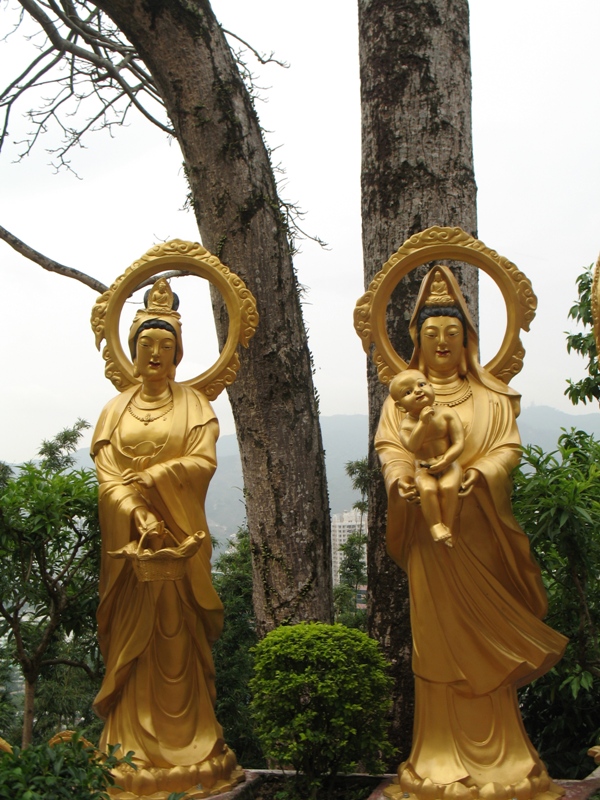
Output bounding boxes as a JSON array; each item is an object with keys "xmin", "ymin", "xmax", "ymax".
[
  {"xmin": 91, "ymin": 382, "xmax": 237, "ymax": 794},
  {"xmin": 376, "ymin": 380, "xmax": 567, "ymax": 795}
]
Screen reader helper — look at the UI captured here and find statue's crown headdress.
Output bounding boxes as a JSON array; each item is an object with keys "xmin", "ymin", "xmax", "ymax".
[
  {"xmin": 424, "ymin": 269, "xmax": 456, "ymax": 307},
  {"xmin": 143, "ymin": 278, "xmax": 180, "ymax": 317}
]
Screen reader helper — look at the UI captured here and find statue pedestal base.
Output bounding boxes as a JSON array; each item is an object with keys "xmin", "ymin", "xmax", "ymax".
[
  {"xmin": 383, "ymin": 766, "xmax": 565, "ymax": 800},
  {"xmin": 108, "ymin": 754, "xmax": 245, "ymax": 799}
]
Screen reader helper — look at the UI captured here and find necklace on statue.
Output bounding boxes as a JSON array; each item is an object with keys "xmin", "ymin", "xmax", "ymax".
[
  {"xmin": 128, "ymin": 390, "xmax": 174, "ymax": 425},
  {"xmin": 127, "ymin": 401, "xmax": 174, "ymax": 425},
  {"xmin": 433, "ymin": 379, "xmax": 472, "ymax": 407}
]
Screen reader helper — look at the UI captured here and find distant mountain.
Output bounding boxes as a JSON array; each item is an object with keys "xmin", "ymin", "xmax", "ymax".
[
  {"xmin": 9, "ymin": 407, "xmax": 599, "ymax": 546},
  {"xmin": 518, "ymin": 405, "xmax": 600, "ymax": 452}
]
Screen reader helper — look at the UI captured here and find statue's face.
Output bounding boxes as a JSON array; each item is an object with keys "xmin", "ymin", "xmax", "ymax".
[
  {"xmin": 134, "ymin": 328, "xmax": 176, "ymax": 381},
  {"xmin": 419, "ymin": 316, "xmax": 464, "ymax": 374}
]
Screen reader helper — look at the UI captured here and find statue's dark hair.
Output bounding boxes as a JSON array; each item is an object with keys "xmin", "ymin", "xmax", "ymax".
[
  {"xmin": 417, "ymin": 306, "xmax": 467, "ymax": 348},
  {"xmin": 131, "ymin": 319, "xmax": 178, "ymax": 362}
]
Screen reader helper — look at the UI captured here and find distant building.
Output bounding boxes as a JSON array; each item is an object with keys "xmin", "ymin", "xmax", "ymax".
[{"xmin": 331, "ymin": 508, "xmax": 367, "ymax": 585}]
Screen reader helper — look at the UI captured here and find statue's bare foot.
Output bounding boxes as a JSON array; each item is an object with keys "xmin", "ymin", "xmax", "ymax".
[{"xmin": 431, "ymin": 523, "xmax": 452, "ymax": 546}]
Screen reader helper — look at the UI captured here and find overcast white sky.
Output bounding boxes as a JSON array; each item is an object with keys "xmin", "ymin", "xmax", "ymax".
[{"xmin": 1, "ymin": 1, "xmax": 599, "ymax": 463}]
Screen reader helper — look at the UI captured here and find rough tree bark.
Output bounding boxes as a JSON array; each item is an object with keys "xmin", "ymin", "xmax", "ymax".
[
  {"xmin": 83, "ymin": 0, "xmax": 334, "ymax": 632},
  {"xmin": 358, "ymin": 0, "xmax": 478, "ymax": 759}
]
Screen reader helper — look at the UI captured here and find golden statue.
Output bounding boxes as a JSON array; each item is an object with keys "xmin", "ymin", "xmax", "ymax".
[
  {"xmin": 90, "ymin": 241, "xmax": 258, "ymax": 799},
  {"xmin": 354, "ymin": 228, "xmax": 568, "ymax": 800}
]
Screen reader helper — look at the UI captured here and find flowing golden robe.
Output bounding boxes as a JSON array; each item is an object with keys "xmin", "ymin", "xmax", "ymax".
[
  {"xmin": 91, "ymin": 381, "xmax": 237, "ymax": 796},
  {"xmin": 376, "ymin": 378, "xmax": 567, "ymax": 798}
]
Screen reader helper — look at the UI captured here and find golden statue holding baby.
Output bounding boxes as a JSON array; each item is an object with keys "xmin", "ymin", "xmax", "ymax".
[{"xmin": 355, "ymin": 227, "xmax": 567, "ymax": 800}]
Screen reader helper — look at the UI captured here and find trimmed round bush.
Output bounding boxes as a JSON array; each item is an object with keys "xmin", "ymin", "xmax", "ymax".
[{"xmin": 249, "ymin": 622, "xmax": 393, "ymax": 792}]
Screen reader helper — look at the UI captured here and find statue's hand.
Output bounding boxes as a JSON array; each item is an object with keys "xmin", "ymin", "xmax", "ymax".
[
  {"xmin": 419, "ymin": 406, "xmax": 434, "ymax": 423},
  {"xmin": 398, "ymin": 476, "xmax": 420, "ymax": 504},
  {"xmin": 426, "ymin": 456, "xmax": 448, "ymax": 475},
  {"xmin": 459, "ymin": 468, "xmax": 478, "ymax": 496},
  {"xmin": 123, "ymin": 468, "xmax": 155, "ymax": 488},
  {"xmin": 133, "ymin": 507, "xmax": 165, "ymax": 551}
]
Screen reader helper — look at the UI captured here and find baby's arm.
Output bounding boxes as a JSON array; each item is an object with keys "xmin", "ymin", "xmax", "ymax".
[{"xmin": 400, "ymin": 408, "xmax": 433, "ymax": 455}]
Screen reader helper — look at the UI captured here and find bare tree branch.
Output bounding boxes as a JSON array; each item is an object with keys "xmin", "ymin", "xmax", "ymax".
[
  {"xmin": 0, "ymin": 224, "xmax": 108, "ymax": 293},
  {"xmin": 1, "ymin": 0, "xmax": 173, "ymax": 165},
  {"xmin": 0, "ymin": 223, "xmax": 196, "ymax": 293},
  {"xmin": 2, "ymin": 1, "xmax": 325, "ymax": 254},
  {"xmin": 49, "ymin": 0, "xmax": 131, "ymax": 53},
  {"xmin": 221, "ymin": 28, "xmax": 289, "ymax": 68},
  {"xmin": 19, "ymin": 0, "xmax": 127, "ymax": 77},
  {"xmin": 1, "ymin": 48, "xmax": 64, "ymax": 149}
]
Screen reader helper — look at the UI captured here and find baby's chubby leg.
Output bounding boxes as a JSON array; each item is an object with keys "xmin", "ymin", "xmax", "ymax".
[
  {"xmin": 438, "ymin": 462, "xmax": 463, "ymax": 541},
  {"xmin": 415, "ymin": 469, "xmax": 452, "ymax": 546}
]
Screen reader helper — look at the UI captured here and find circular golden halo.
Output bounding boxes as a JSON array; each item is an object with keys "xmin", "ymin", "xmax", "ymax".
[
  {"xmin": 90, "ymin": 240, "xmax": 259, "ymax": 399},
  {"xmin": 353, "ymin": 226, "xmax": 537, "ymax": 386}
]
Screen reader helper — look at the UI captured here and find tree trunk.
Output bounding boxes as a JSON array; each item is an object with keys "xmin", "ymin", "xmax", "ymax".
[
  {"xmin": 95, "ymin": 0, "xmax": 332, "ymax": 632},
  {"xmin": 22, "ymin": 678, "xmax": 35, "ymax": 748},
  {"xmin": 358, "ymin": 0, "xmax": 478, "ymax": 760}
]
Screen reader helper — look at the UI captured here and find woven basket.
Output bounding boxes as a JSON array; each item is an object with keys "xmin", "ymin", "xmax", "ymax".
[
  {"xmin": 109, "ymin": 531, "xmax": 205, "ymax": 582},
  {"xmin": 132, "ymin": 552, "xmax": 188, "ymax": 582}
]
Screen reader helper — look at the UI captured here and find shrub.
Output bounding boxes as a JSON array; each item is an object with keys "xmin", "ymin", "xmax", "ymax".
[
  {"xmin": 513, "ymin": 431, "xmax": 600, "ymax": 777},
  {"xmin": 249, "ymin": 622, "xmax": 393, "ymax": 798},
  {"xmin": 0, "ymin": 735, "xmax": 131, "ymax": 799}
]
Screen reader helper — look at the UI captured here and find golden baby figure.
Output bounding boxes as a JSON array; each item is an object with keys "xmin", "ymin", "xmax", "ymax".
[
  {"xmin": 354, "ymin": 228, "xmax": 568, "ymax": 800},
  {"xmin": 90, "ymin": 242, "xmax": 258, "ymax": 800},
  {"xmin": 390, "ymin": 369, "xmax": 464, "ymax": 547}
]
